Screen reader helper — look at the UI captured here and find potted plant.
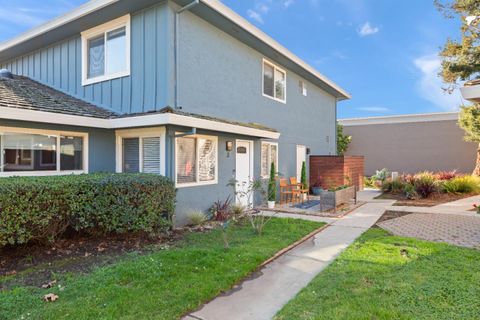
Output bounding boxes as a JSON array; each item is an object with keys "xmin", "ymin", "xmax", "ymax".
[
  {"xmin": 267, "ymin": 162, "xmax": 276, "ymax": 209},
  {"xmin": 312, "ymin": 179, "xmax": 323, "ymax": 196},
  {"xmin": 301, "ymin": 161, "xmax": 308, "ymax": 200}
]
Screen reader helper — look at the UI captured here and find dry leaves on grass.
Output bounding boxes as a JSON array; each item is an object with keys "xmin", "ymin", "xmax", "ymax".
[
  {"xmin": 41, "ymin": 280, "xmax": 57, "ymax": 289},
  {"xmin": 43, "ymin": 293, "xmax": 59, "ymax": 302}
]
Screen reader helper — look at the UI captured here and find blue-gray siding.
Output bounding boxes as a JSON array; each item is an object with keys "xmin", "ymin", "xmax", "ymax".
[{"xmin": 0, "ymin": 2, "xmax": 173, "ymax": 115}]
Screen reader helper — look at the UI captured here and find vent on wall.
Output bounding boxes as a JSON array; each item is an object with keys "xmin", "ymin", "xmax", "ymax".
[{"xmin": 299, "ymin": 80, "xmax": 307, "ymax": 96}]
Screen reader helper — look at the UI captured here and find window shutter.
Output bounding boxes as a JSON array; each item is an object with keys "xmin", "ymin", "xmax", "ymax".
[
  {"xmin": 198, "ymin": 138, "xmax": 216, "ymax": 182},
  {"xmin": 123, "ymin": 138, "xmax": 139, "ymax": 173},
  {"xmin": 142, "ymin": 137, "xmax": 161, "ymax": 174}
]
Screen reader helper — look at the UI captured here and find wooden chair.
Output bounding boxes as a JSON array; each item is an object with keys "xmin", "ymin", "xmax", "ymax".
[
  {"xmin": 279, "ymin": 178, "xmax": 293, "ymax": 204},
  {"xmin": 290, "ymin": 177, "xmax": 309, "ymax": 204}
]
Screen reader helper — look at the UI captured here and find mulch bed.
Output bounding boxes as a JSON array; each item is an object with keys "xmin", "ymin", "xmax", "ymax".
[
  {"xmin": 376, "ymin": 192, "xmax": 477, "ymax": 207},
  {"xmin": 0, "ymin": 231, "xmax": 185, "ymax": 289}
]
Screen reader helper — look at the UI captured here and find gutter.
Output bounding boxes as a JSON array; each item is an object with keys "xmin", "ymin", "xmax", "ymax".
[{"xmin": 174, "ymin": 0, "xmax": 200, "ymax": 109}]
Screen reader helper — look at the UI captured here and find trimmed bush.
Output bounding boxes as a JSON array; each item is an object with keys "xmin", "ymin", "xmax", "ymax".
[
  {"xmin": 0, "ymin": 173, "xmax": 176, "ymax": 247},
  {"xmin": 413, "ymin": 172, "xmax": 437, "ymax": 198},
  {"xmin": 442, "ymin": 175, "xmax": 480, "ymax": 194}
]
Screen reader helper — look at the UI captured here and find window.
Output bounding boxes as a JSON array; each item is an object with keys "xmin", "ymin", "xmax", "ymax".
[
  {"xmin": 0, "ymin": 128, "xmax": 87, "ymax": 176},
  {"xmin": 263, "ymin": 59, "xmax": 286, "ymax": 103},
  {"xmin": 81, "ymin": 15, "xmax": 130, "ymax": 86},
  {"xmin": 176, "ymin": 135, "xmax": 218, "ymax": 187},
  {"xmin": 116, "ymin": 128, "xmax": 165, "ymax": 175},
  {"xmin": 261, "ymin": 142, "xmax": 278, "ymax": 178},
  {"xmin": 299, "ymin": 80, "xmax": 307, "ymax": 96}
]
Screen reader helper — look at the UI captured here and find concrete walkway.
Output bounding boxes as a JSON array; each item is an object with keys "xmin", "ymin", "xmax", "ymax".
[{"xmin": 185, "ymin": 192, "xmax": 393, "ymax": 320}]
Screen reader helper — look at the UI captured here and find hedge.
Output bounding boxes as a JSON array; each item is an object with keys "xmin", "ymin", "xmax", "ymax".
[{"xmin": 0, "ymin": 173, "xmax": 176, "ymax": 247}]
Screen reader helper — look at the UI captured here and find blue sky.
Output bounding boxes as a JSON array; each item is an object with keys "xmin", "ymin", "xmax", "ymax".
[{"xmin": 0, "ymin": 0, "xmax": 466, "ymax": 118}]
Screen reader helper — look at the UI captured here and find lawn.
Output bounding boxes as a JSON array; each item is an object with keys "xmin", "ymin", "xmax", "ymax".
[
  {"xmin": 0, "ymin": 218, "xmax": 324, "ymax": 320},
  {"xmin": 275, "ymin": 228, "xmax": 480, "ymax": 320}
]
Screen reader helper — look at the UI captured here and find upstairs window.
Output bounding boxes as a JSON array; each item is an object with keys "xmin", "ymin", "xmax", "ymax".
[
  {"xmin": 81, "ymin": 15, "xmax": 130, "ymax": 86},
  {"xmin": 263, "ymin": 59, "xmax": 286, "ymax": 103}
]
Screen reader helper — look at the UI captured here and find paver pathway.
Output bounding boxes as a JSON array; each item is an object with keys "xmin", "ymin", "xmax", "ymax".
[
  {"xmin": 185, "ymin": 192, "xmax": 393, "ymax": 320},
  {"xmin": 386, "ymin": 194, "xmax": 480, "ymax": 216},
  {"xmin": 378, "ymin": 213, "xmax": 480, "ymax": 249}
]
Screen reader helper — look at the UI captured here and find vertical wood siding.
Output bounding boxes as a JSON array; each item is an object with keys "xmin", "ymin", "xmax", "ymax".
[{"xmin": 0, "ymin": 3, "xmax": 170, "ymax": 115}]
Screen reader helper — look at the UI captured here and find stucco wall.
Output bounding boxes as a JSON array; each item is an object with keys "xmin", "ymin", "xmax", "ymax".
[
  {"xmin": 343, "ymin": 120, "xmax": 477, "ymax": 175},
  {"xmin": 0, "ymin": 119, "xmax": 116, "ymax": 173},
  {"xmin": 176, "ymin": 9, "xmax": 337, "ymax": 182}
]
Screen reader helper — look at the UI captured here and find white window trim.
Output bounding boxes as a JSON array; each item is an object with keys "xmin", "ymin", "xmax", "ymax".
[
  {"xmin": 175, "ymin": 134, "xmax": 219, "ymax": 188},
  {"xmin": 261, "ymin": 141, "xmax": 279, "ymax": 178},
  {"xmin": 0, "ymin": 126, "xmax": 89, "ymax": 177},
  {"xmin": 115, "ymin": 127, "xmax": 166, "ymax": 175},
  {"xmin": 81, "ymin": 14, "xmax": 131, "ymax": 86},
  {"xmin": 262, "ymin": 58, "xmax": 287, "ymax": 104}
]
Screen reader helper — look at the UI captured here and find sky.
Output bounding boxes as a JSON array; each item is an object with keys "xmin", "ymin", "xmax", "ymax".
[{"xmin": 0, "ymin": 0, "xmax": 467, "ymax": 119}]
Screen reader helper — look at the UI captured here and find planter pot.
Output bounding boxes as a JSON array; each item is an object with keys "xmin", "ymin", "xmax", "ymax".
[
  {"xmin": 303, "ymin": 194, "xmax": 308, "ymax": 201},
  {"xmin": 267, "ymin": 201, "xmax": 276, "ymax": 209},
  {"xmin": 312, "ymin": 187, "xmax": 323, "ymax": 196},
  {"xmin": 320, "ymin": 186, "xmax": 357, "ymax": 212}
]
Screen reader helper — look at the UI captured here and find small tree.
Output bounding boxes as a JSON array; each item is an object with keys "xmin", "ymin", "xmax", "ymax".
[
  {"xmin": 337, "ymin": 122, "xmax": 352, "ymax": 156},
  {"xmin": 459, "ymin": 106, "xmax": 480, "ymax": 175},
  {"xmin": 301, "ymin": 161, "xmax": 308, "ymax": 189},
  {"xmin": 268, "ymin": 162, "xmax": 276, "ymax": 202}
]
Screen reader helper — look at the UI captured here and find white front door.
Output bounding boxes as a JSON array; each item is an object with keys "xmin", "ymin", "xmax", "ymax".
[
  {"xmin": 235, "ymin": 140, "xmax": 253, "ymax": 207},
  {"xmin": 296, "ymin": 145, "xmax": 306, "ymax": 181}
]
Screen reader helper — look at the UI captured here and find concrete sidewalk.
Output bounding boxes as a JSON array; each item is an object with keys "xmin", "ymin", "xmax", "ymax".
[{"xmin": 185, "ymin": 194, "xmax": 393, "ymax": 320}]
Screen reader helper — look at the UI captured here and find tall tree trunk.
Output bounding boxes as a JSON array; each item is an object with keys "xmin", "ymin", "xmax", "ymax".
[{"xmin": 474, "ymin": 143, "xmax": 480, "ymax": 176}]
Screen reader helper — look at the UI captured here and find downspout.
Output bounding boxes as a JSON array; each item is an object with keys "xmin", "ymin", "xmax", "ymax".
[{"xmin": 174, "ymin": 0, "xmax": 200, "ymax": 109}]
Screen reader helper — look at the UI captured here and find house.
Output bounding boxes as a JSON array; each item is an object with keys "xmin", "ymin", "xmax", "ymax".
[
  {"xmin": 340, "ymin": 112, "xmax": 477, "ymax": 176},
  {"xmin": 0, "ymin": 0, "xmax": 350, "ymax": 224}
]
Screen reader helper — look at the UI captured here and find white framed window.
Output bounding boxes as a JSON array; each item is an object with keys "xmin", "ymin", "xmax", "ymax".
[
  {"xmin": 175, "ymin": 134, "xmax": 218, "ymax": 188},
  {"xmin": 0, "ymin": 127, "xmax": 88, "ymax": 177},
  {"xmin": 115, "ymin": 127, "xmax": 166, "ymax": 175},
  {"xmin": 81, "ymin": 15, "xmax": 131, "ymax": 86},
  {"xmin": 263, "ymin": 59, "xmax": 286, "ymax": 103},
  {"xmin": 261, "ymin": 141, "xmax": 278, "ymax": 178},
  {"xmin": 299, "ymin": 80, "xmax": 307, "ymax": 96}
]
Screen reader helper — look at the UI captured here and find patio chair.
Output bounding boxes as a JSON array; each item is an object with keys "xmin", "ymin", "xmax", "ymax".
[
  {"xmin": 290, "ymin": 177, "xmax": 309, "ymax": 204},
  {"xmin": 279, "ymin": 178, "xmax": 293, "ymax": 204}
]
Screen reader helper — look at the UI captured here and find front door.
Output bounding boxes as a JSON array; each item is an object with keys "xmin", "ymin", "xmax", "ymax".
[
  {"xmin": 296, "ymin": 145, "xmax": 306, "ymax": 181},
  {"xmin": 235, "ymin": 140, "xmax": 253, "ymax": 207}
]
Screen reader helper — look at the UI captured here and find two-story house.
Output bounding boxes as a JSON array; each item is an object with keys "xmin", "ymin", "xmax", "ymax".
[{"xmin": 0, "ymin": 0, "xmax": 350, "ymax": 224}]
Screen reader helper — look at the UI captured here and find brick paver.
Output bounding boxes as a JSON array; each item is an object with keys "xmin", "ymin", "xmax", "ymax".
[{"xmin": 378, "ymin": 213, "xmax": 480, "ymax": 249}]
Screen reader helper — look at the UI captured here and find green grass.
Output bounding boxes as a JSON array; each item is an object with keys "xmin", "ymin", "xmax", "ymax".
[
  {"xmin": 0, "ymin": 218, "xmax": 323, "ymax": 320},
  {"xmin": 275, "ymin": 228, "xmax": 480, "ymax": 320}
]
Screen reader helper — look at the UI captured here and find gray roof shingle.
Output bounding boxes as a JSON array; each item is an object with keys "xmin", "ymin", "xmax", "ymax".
[
  {"xmin": 0, "ymin": 75, "xmax": 117, "ymax": 119},
  {"xmin": 0, "ymin": 75, "xmax": 277, "ymax": 133}
]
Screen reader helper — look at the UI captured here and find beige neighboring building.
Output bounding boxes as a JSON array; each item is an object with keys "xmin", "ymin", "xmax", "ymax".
[{"xmin": 339, "ymin": 112, "xmax": 477, "ymax": 176}]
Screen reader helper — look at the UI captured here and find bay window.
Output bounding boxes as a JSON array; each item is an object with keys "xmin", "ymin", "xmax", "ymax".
[
  {"xmin": 176, "ymin": 135, "xmax": 218, "ymax": 187},
  {"xmin": 261, "ymin": 142, "xmax": 278, "ymax": 178},
  {"xmin": 0, "ymin": 128, "xmax": 87, "ymax": 175}
]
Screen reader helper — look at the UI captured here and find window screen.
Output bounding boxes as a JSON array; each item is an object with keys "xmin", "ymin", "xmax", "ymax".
[
  {"xmin": 142, "ymin": 137, "xmax": 161, "ymax": 174},
  {"xmin": 122, "ymin": 138, "xmax": 139, "ymax": 173},
  {"xmin": 176, "ymin": 137, "xmax": 196, "ymax": 184}
]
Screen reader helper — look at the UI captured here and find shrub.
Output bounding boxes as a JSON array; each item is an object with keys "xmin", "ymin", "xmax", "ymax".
[
  {"xmin": 403, "ymin": 183, "xmax": 418, "ymax": 199},
  {"xmin": 442, "ymin": 175, "xmax": 480, "ymax": 194},
  {"xmin": 382, "ymin": 179, "xmax": 406, "ymax": 194},
  {"xmin": 230, "ymin": 204, "xmax": 245, "ymax": 218},
  {"xmin": 0, "ymin": 173, "xmax": 176, "ymax": 247},
  {"xmin": 268, "ymin": 162, "xmax": 276, "ymax": 202},
  {"xmin": 373, "ymin": 168, "xmax": 389, "ymax": 183},
  {"xmin": 187, "ymin": 210, "xmax": 208, "ymax": 226},
  {"xmin": 436, "ymin": 170, "xmax": 458, "ymax": 181},
  {"xmin": 364, "ymin": 176, "xmax": 377, "ymax": 189},
  {"xmin": 413, "ymin": 172, "xmax": 438, "ymax": 198}
]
